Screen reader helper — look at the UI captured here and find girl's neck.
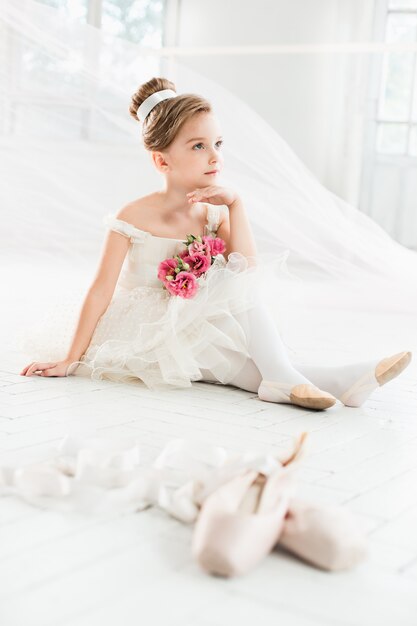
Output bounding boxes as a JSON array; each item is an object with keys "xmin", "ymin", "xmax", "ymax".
[{"xmin": 157, "ymin": 183, "xmax": 196, "ymax": 216}]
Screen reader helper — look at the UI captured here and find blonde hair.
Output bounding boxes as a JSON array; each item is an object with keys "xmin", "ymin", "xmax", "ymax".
[{"xmin": 129, "ymin": 76, "xmax": 212, "ymax": 151}]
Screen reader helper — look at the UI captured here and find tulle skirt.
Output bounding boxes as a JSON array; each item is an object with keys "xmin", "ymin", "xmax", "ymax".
[{"xmin": 20, "ymin": 251, "xmax": 293, "ymax": 390}]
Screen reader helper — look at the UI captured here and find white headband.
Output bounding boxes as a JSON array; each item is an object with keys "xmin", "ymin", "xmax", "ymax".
[{"xmin": 137, "ymin": 88, "xmax": 177, "ymax": 122}]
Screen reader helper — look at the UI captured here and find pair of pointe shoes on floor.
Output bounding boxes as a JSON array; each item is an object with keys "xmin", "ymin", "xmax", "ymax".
[
  {"xmin": 192, "ymin": 433, "xmax": 367, "ymax": 577},
  {"xmin": 258, "ymin": 350, "xmax": 412, "ymax": 410}
]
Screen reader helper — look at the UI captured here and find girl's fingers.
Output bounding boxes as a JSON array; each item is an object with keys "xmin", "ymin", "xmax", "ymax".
[
  {"xmin": 20, "ymin": 362, "xmax": 38, "ymax": 376},
  {"xmin": 25, "ymin": 364, "xmax": 41, "ymax": 376},
  {"xmin": 24, "ymin": 362, "xmax": 56, "ymax": 376},
  {"xmin": 187, "ymin": 186, "xmax": 217, "ymax": 198},
  {"xmin": 187, "ymin": 186, "xmax": 226, "ymax": 205},
  {"xmin": 197, "ymin": 187, "xmax": 216, "ymax": 196},
  {"xmin": 188, "ymin": 190, "xmax": 212, "ymax": 202}
]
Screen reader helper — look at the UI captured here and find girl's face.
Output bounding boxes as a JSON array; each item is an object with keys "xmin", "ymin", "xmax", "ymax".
[{"xmin": 154, "ymin": 112, "xmax": 224, "ymax": 189}]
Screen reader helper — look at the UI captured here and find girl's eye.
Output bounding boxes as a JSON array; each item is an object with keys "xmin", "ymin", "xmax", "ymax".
[{"xmin": 192, "ymin": 140, "xmax": 223, "ymax": 150}]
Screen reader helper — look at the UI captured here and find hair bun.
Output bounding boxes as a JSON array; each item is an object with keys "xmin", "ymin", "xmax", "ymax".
[
  {"xmin": 129, "ymin": 79, "xmax": 212, "ymax": 154},
  {"xmin": 129, "ymin": 77, "xmax": 176, "ymax": 122}
]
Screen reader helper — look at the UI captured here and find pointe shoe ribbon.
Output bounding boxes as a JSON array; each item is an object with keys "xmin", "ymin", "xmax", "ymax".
[
  {"xmin": 192, "ymin": 433, "xmax": 308, "ymax": 577},
  {"xmin": 340, "ymin": 351, "xmax": 412, "ymax": 408},
  {"xmin": 258, "ymin": 381, "xmax": 337, "ymax": 410},
  {"xmin": 275, "ymin": 498, "xmax": 368, "ymax": 571}
]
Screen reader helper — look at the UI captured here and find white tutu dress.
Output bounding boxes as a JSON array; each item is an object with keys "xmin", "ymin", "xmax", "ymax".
[{"xmin": 63, "ymin": 203, "xmax": 284, "ymax": 390}]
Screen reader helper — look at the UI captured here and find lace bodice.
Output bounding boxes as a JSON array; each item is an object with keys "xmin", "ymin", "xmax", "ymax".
[{"xmin": 103, "ymin": 203, "xmax": 224, "ymax": 291}]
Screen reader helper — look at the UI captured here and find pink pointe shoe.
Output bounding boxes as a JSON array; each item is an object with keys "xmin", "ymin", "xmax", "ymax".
[
  {"xmin": 275, "ymin": 498, "xmax": 368, "ymax": 571},
  {"xmin": 340, "ymin": 350, "xmax": 412, "ymax": 408},
  {"xmin": 258, "ymin": 381, "xmax": 337, "ymax": 410},
  {"xmin": 192, "ymin": 433, "xmax": 308, "ymax": 577}
]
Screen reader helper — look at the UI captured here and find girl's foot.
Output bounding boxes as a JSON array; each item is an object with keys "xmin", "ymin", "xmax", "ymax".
[
  {"xmin": 258, "ymin": 381, "xmax": 337, "ymax": 410},
  {"xmin": 340, "ymin": 351, "xmax": 412, "ymax": 407}
]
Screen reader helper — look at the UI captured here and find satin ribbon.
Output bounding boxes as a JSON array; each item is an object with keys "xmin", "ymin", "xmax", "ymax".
[{"xmin": 0, "ymin": 433, "xmax": 300, "ymax": 520}]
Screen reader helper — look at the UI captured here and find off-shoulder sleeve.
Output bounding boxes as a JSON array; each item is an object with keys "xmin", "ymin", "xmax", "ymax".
[{"xmin": 103, "ymin": 213, "xmax": 151, "ymax": 244}]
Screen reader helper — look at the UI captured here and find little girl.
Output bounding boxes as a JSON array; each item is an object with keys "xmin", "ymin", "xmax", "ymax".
[{"xmin": 20, "ymin": 77, "xmax": 412, "ymax": 410}]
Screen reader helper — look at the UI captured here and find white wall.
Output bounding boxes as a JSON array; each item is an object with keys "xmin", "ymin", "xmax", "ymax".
[{"xmin": 173, "ymin": 0, "xmax": 375, "ymax": 206}]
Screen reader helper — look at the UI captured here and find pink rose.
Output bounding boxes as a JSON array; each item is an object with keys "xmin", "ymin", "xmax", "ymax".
[
  {"xmin": 202, "ymin": 235, "xmax": 226, "ymax": 256},
  {"xmin": 165, "ymin": 271, "xmax": 198, "ymax": 298},
  {"xmin": 181, "ymin": 253, "xmax": 211, "ymax": 277},
  {"xmin": 178, "ymin": 249, "xmax": 189, "ymax": 260},
  {"xmin": 188, "ymin": 240, "xmax": 211, "ymax": 258},
  {"xmin": 157, "ymin": 258, "xmax": 179, "ymax": 282}
]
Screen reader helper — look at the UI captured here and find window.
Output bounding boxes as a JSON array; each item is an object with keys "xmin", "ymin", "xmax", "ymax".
[
  {"xmin": 101, "ymin": 0, "xmax": 165, "ymax": 46},
  {"xmin": 35, "ymin": 0, "xmax": 89, "ymax": 22},
  {"xmin": 2, "ymin": 0, "xmax": 166, "ymax": 141},
  {"xmin": 36, "ymin": 0, "xmax": 165, "ymax": 44},
  {"xmin": 376, "ymin": 0, "xmax": 417, "ymax": 155}
]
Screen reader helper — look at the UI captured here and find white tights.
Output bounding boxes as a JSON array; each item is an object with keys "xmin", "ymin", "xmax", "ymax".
[{"xmin": 198, "ymin": 300, "xmax": 381, "ymax": 406}]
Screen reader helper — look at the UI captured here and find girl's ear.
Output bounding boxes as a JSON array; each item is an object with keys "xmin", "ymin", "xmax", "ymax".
[{"xmin": 152, "ymin": 151, "xmax": 169, "ymax": 172}]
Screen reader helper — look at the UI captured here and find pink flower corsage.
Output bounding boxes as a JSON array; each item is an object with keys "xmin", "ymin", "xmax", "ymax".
[{"xmin": 157, "ymin": 234, "xmax": 226, "ymax": 298}]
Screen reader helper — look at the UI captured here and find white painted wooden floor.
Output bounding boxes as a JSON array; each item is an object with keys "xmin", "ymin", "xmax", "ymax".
[
  {"xmin": 1, "ymin": 261, "xmax": 417, "ymax": 626},
  {"xmin": 1, "ymin": 344, "xmax": 417, "ymax": 626}
]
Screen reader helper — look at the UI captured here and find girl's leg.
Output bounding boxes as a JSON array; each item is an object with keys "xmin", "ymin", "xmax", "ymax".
[
  {"xmin": 199, "ymin": 301, "xmax": 409, "ymax": 407},
  {"xmin": 200, "ymin": 353, "xmax": 386, "ymax": 407},
  {"xmin": 198, "ymin": 301, "xmax": 321, "ymax": 398},
  {"xmin": 234, "ymin": 301, "xmax": 408, "ymax": 406},
  {"xmin": 289, "ymin": 359, "xmax": 382, "ymax": 407},
  {"xmin": 231, "ymin": 301, "xmax": 315, "ymax": 388},
  {"xmin": 200, "ymin": 355, "xmax": 262, "ymax": 393},
  {"xmin": 293, "ymin": 352, "xmax": 412, "ymax": 407},
  {"xmin": 200, "ymin": 352, "xmax": 390, "ymax": 407}
]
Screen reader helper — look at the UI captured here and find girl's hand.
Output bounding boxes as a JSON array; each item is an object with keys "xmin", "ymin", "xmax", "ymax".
[
  {"xmin": 186, "ymin": 186, "xmax": 239, "ymax": 208},
  {"xmin": 20, "ymin": 359, "xmax": 73, "ymax": 377}
]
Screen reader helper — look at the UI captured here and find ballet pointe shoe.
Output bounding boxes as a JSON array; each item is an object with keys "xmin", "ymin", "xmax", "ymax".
[
  {"xmin": 340, "ymin": 350, "xmax": 412, "ymax": 408},
  {"xmin": 192, "ymin": 433, "xmax": 307, "ymax": 578},
  {"xmin": 275, "ymin": 498, "xmax": 368, "ymax": 571},
  {"xmin": 258, "ymin": 381, "xmax": 337, "ymax": 410},
  {"xmin": 375, "ymin": 350, "xmax": 412, "ymax": 386}
]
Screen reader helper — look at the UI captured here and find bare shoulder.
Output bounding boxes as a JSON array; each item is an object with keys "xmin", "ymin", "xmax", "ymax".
[{"xmin": 115, "ymin": 193, "xmax": 159, "ymax": 229}]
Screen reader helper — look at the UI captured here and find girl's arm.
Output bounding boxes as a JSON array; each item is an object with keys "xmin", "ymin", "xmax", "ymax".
[
  {"xmin": 64, "ymin": 288, "xmax": 115, "ymax": 363},
  {"xmin": 217, "ymin": 196, "xmax": 258, "ymax": 266},
  {"xmin": 187, "ymin": 188, "xmax": 257, "ymax": 264},
  {"xmin": 65, "ymin": 222, "xmax": 131, "ymax": 362},
  {"xmin": 21, "ymin": 214, "xmax": 131, "ymax": 376}
]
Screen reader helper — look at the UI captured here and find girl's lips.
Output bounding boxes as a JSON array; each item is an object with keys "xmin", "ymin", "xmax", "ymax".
[{"xmin": 205, "ymin": 171, "xmax": 219, "ymax": 175}]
